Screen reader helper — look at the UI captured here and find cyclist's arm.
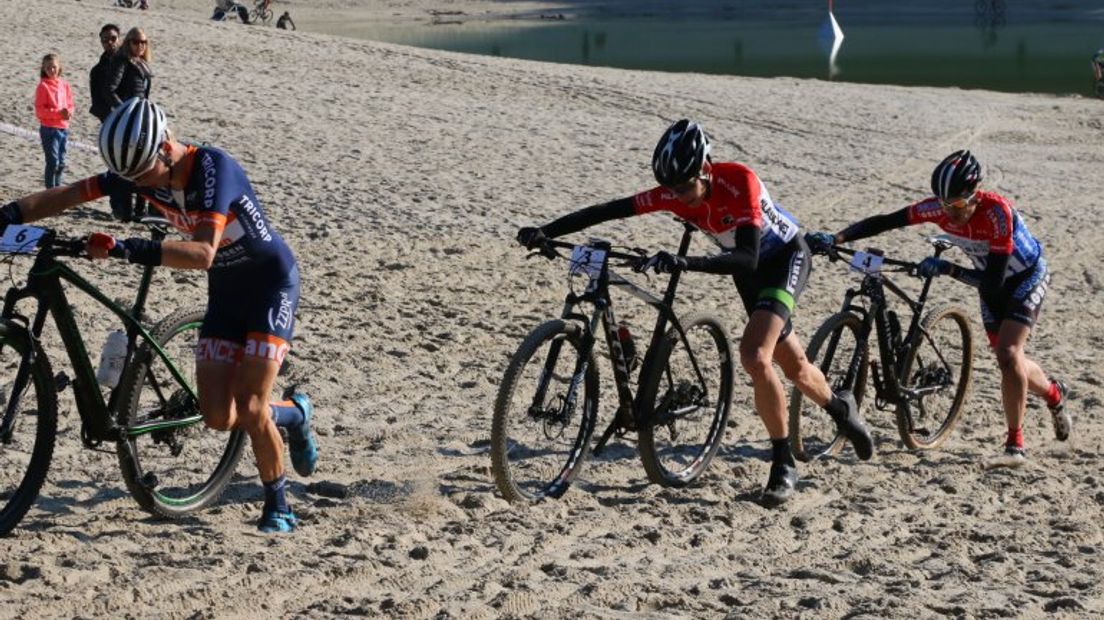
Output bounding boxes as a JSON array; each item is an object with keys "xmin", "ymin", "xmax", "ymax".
[
  {"xmin": 977, "ymin": 251, "xmax": 1010, "ymax": 301},
  {"xmin": 6, "ymin": 182, "xmax": 95, "ymax": 223},
  {"xmin": 159, "ymin": 222, "xmax": 222, "ymax": 270},
  {"xmin": 683, "ymin": 225, "xmax": 760, "ymax": 275},
  {"xmin": 540, "ymin": 197, "xmax": 634, "ymax": 238},
  {"xmin": 835, "ymin": 207, "xmax": 909, "ymax": 243}
]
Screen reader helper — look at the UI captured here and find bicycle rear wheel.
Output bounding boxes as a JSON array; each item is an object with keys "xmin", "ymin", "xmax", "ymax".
[
  {"xmin": 491, "ymin": 320, "xmax": 599, "ymax": 502},
  {"xmin": 789, "ymin": 311, "xmax": 869, "ymax": 462},
  {"xmin": 116, "ymin": 308, "xmax": 245, "ymax": 518},
  {"xmin": 895, "ymin": 304, "xmax": 973, "ymax": 450},
  {"xmin": 0, "ymin": 323, "xmax": 58, "ymax": 536},
  {"xmin": 637, "ymin": 313, "xmax": 733, "ymax": 487}
]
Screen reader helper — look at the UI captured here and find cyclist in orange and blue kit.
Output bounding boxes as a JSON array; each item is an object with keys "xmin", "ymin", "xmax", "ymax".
[
  {"xmin": 809, "ymin": 150, "xmax": 1070, "ymax": 467},
  {"xmin": 0, "ymin": 98, "xmax": 318, "ymax": 532},
  {"xmin": 518, "ymin": 119, "xmax": 874, "ymax": 506}
]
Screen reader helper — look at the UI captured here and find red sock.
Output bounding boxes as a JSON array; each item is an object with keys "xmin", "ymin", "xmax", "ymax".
[
  {"xmin": 1045, "ymin": 381, "xmax": 1062, "ymax": 407},
  {"xmin": 1006, "ymin": 426, "xmax": 1024, "ymax": 449}
]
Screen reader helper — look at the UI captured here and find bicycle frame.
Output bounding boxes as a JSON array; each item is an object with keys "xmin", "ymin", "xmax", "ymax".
[
  {"xmin": 824, "ymin": 244, "xmax": 948, "ymax": 409},
  {"xmin": 0, "ymin": 227, "xmax": 199, "ymax": 448},
  {"xmin": 530, "ymin": 223, "xmax": 711, "ymax": 453}
]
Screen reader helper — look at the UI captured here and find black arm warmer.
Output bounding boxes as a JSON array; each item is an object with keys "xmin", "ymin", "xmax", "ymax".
[
  {"xmin": 540, "ymin": 198, "xmax": 635, "ymax": 239},
  {"xmin": 121, "ymin": 237, "xmax": 163, "ymax": 266},
  {"xmin": 837, "ymin": 207, "xmax": 910, "ymax": 243},
  {"xmin": 978, "ymin": 252, "xmax": 1011, "ymax": 308},
  {"xmin": 684, "ymin": 225, "xmax": 761, "ymax": 275}
]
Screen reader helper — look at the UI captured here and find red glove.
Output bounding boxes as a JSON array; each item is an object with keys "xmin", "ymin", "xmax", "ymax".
[{"xmin": 86, "ymin": 232, "xmax": 117, "ymax": 259}]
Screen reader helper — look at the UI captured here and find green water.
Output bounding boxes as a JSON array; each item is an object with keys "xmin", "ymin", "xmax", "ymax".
[{"xmin": 313, "ymin": 1, "xmax": 1104, "ymax": 96}]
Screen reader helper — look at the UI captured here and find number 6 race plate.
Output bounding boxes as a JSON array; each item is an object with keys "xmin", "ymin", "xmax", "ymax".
[{"xmin": 0, "ymin": 225, "xmax": 46, "ymax": 254}]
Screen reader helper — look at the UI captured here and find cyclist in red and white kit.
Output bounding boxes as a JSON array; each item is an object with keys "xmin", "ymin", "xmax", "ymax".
[
  {"xmin": 518, "ymin": 119, "xmax": 874, "ymax": 506},
  {"xmin": 809, "ymin": 150, "xmax": 1070, "ymax": 467},
  {"xmin": 0, "ymin": 98, "xmax": 318, "ymax": 531}
]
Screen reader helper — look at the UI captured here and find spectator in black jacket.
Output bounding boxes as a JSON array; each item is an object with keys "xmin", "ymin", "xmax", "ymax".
[
  {"xmin": 105, "ymin": 27, "xmax": 153, "ymax": 107},
  {"xmin": 89, "ymin": 24, "xmax": 120, "ymax": 122},
  {"xmin": 103, "ymin": 27, "xmax": 154, "ymax": 221}
]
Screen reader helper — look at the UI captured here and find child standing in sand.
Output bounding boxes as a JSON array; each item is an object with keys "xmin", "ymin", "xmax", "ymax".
[
  {"xmin": 34, "ymin": 54, "xmax": 74, "ymax": 189},
  {"xmin": 809, "ymin": 150, "xmax": 1071, "ymax": 468}
]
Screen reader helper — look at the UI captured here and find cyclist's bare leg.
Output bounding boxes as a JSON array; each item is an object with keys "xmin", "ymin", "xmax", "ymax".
[
  {"xmin": 773, "ymin": 332, "xmax": 833, "ymax": 407},
  {"xmin": 994, "ymin": 320, "xmax": 1051, "ymax": 431},
  {"xmin": 197, "ymin": 358, "xmax": 285, "ymax": 482},
  {"xmin": 740, "ymin": 310, "xmax": 788, "ymax": 439}
]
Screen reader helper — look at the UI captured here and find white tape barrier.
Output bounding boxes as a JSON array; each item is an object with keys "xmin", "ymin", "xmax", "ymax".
[{"xmin": 0, "ymin": 121, "xmax": 97, "ymax": 153}]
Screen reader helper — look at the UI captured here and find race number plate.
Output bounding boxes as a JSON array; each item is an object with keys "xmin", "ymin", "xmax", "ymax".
[
  {"xmin": 569, "ymin": 244, "xmax": 607, "ymax": 280},
  {"xmin": 849, "ymin": 250, "xmax": 884, "ymax": 275},
  {"xmin": 0, "ymin": 225, "xmax": 46, "ymax": 254}
]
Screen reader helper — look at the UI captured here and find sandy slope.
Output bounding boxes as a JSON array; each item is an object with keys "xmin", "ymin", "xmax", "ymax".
[{"xmin": 0, "ymin": 0, "xmax": 1102, "ymax": 617}]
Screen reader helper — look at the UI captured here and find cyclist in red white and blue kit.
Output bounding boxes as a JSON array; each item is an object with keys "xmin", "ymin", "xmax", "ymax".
[
  {"xmin": 518, "ymin": 119, "xmax": 874, "ymax": 506},
  {"xmin": 0, "ymin": 98, "xmax": 318, "ymax": 532},
  {"xmin": 808, "ymin": 150, "xmax": 1071, "ymax": 467}
]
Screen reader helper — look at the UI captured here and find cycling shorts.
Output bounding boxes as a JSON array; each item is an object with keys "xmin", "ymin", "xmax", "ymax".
[
  {"xmin": 980, "ymin": 257, "xmax": 1049, "ymax": 347},
  {"xmin": 732, "ymin": 236, "xmax": 810, "ymax": 340},
  {"xmin": 197, "ymin": 265, "xmax": 300, "ymax": 365}
]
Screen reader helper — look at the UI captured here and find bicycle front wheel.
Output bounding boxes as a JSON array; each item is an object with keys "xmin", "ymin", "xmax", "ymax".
[
  {"xmin": 491, "ymin": 320, "xmax": 599, "ymax": 503},
  {"xmin": 789, "ymin": 311, "xmax": 869, "ymax": 462},
  {"xmin": 637, "ymin": 313, "xmax": 733, "ymax": 487},
  {"xmin": 0, "ymin": 322, "xmax": 58, "ymax": 536},
  {"xmin": 116, "ymin": 308, "xmax": 245, "ymax": 518},
  {"xmin": 895, "ymin": 304, "xmax": 973, "ymax": 450}
]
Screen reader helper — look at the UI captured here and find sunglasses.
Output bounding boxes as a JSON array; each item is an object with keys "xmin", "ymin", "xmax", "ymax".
[
  {"xmin": 101, "ymin": 35, "xmax": 118, "ymax": 43},
  {"xmin": 940, "ymin": 194, "xmax": 973, "ymax": 210},
  {"xmin": 129, "ymin": 39, "xmax": 148, "ymax": 46}
]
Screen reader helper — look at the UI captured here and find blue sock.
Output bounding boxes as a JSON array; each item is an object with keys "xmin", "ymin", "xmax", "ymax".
[
  {"xmin": 262, "ymin": 474, "xmax": 290, "ymax": 514},
  {"xmin": 270, "ymin": 400, "xmax": 304, "ymax": 429}
]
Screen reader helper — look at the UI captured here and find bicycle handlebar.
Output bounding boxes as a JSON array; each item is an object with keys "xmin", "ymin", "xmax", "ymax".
[{"xmin": 811, "ymin": 243, "xmax": 921, "ymax": 276}]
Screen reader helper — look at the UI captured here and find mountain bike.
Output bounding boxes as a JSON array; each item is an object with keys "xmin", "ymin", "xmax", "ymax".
[
  {"xmin": 0, "ymin": 220, "xmax": 243, "ymax": 536},
  {"xmin": 492, "ymin": 223, "xmax": 734, "ymax": 502},
  {"xmin": 789, "ymin": 235, "xmax": 974, "ymax": 461}
]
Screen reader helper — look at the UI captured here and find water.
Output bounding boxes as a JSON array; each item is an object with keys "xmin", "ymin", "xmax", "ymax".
[{"xmin": 310, "ymin": 0, "xmax": 1104, "ymax": 96}]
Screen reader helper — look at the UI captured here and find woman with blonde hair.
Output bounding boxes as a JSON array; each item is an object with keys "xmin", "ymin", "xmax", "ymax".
[{"xmin": 105, "ymin": 27, "xmax": 154, "ymax": 221}]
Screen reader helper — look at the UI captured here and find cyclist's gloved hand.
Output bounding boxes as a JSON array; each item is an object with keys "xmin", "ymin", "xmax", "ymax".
[
  {"xmin": 806, "ymin": 231, "xmax": 835, "ymax": 253},
  {"xmin": 516, "ymin": 226, "xmax": 547, "ymax": 250},
  {"xmin": 0, "ymin": 201, "xmax": 24, "ymax": 235},
  {"xmin": 642, "ymin": 251, "xmax": 687, "ymax": 274},
  {"xmin": 917, "ymin": 257, "xmax": 951, "ymax": 278},
  {"xmin": 86, "ymin": 232, "xmax": 127, "ymax": 260}
]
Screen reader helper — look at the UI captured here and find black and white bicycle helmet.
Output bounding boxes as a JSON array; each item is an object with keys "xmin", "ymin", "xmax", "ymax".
[
  {"xmin": 930, "ymin": 150, "xmax": 982, "ymax": 201},
  {"xmin": 652, "ymin": 119, "xmax": 711, "ymax": 187},
  {"xmin": 99, "ymin": 97, "xmax": 168, "ymax": 179}
]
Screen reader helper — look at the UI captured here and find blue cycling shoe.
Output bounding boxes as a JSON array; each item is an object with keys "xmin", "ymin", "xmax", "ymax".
[
  {"xmin": 287, "ymin": 393, "xmax": 318, "ymax": 477},
  {"xmin": 257, "ymin": 508, "xmax": 298, "ymax": 533}
]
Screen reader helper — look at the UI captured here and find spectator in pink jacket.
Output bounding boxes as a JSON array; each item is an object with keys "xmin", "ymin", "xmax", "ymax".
[{"xmin": 35, "ymin": 54, "xmax": 74, "ymax": 188}]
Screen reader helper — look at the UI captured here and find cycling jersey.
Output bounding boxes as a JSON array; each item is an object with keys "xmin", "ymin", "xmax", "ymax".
[
  {"xmin": 632, "ymin": 162, "xmax": 800, "ymax": 257},
  {"xmin": 78, "ymin": 144, "xmax": 299, "ymax": 363},
  {"xmin": 906, "ymin": 192, "xmax": 1042, "ymax": 276},
  {"xmin": 79, "ymin": 145, "xmax": 297, "ymax": 283}
]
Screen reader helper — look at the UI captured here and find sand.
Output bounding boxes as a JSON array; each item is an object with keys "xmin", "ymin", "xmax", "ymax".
[{"xmin": 0, "ymin": 0, "xmax": 1102, "ymax": 617}]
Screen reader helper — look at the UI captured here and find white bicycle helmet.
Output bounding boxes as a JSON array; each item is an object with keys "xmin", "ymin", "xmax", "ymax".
[{"xmin": 99, "ymin": 97, "xmax": 167, "ymax": 179}]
